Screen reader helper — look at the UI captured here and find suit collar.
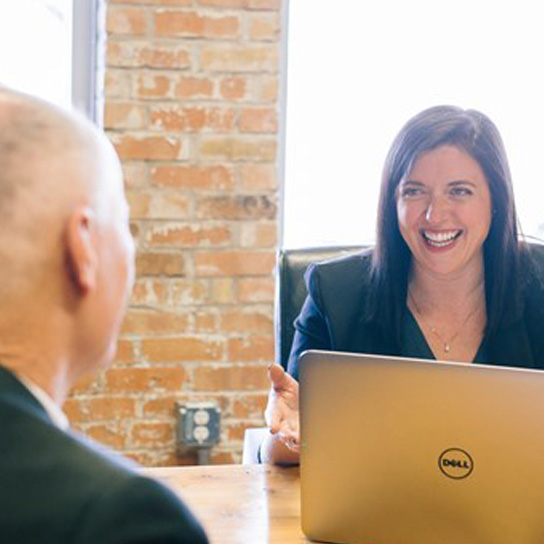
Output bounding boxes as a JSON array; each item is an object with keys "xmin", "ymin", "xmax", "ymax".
[{"xmin": 0, "ymin": 365, "xmax": 56, "ymax": 427}]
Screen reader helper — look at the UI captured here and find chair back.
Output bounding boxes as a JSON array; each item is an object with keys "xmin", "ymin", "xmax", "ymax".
[{"xmin": 275, "ymin": 246, "xmax": 366, "ymax": 369}]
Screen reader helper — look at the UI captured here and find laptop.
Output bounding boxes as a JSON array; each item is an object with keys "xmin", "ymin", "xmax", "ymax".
[{"xmin": 299, "ymin": 350, "xmax": 544, "ymax": 544}]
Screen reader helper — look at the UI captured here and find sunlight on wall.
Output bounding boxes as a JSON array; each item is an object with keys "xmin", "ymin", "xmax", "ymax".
[{"xmin": 283, "ymin": 1, "xmax": 544, "ymax": 248}]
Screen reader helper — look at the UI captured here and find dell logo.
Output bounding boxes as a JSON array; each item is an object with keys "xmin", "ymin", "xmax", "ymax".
[{"xmin": 438, "ymin": 448, "xmax": 474, "ymax": 479}]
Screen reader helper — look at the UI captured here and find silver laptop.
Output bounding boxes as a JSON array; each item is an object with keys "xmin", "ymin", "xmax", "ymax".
[{"xmin": 299, "ymin": 350, "xmax": 544, "ymax": 544}]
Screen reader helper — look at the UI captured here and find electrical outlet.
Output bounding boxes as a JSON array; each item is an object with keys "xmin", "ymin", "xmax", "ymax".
[{"xmin": 176, "ymin": 402, "xmax": 221, "ymax": 448}]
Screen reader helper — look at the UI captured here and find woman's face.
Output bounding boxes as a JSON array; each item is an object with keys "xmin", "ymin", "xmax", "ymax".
[{"xmin": 396, "ymin": 145, "xmax": 492, "ymax": 278}]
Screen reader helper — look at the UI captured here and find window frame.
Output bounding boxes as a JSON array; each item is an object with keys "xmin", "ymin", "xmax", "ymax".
[{"xmin": 71, "ymin": 0, "xmax": 104, "ymax": 124}]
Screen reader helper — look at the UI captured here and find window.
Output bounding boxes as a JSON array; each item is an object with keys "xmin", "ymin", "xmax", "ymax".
[
  {"xmin": 0, "ymin": 0, "xmax": 103, "ymax": 122},
  {"xmin": 282, "ymin": 1, "xmax": 544, "ymax": 248}
]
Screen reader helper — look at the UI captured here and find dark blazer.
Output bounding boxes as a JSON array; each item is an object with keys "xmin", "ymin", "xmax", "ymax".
[
  {"xmin": 0, "ymin": 366, "xmax": 208, "ymax": 544},
  {"xmin": 288, "ymin": 244, "xmax": 544, "ymax": 380}
]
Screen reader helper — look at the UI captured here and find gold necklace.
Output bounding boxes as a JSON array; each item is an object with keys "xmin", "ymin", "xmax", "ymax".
[{"xmin": 408, "ymin": 291, "xmax": 482, "ymax": 353}]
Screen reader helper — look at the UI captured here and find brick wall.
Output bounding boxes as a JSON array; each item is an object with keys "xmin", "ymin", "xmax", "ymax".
[{"xmin": 65, "ymin": 0, "xmax": 282, "ymax": 465}]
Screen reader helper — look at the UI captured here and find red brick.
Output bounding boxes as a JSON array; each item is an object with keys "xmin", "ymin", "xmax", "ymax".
[
  {"xmin": 195, "ymin": 250, "xmax": 275, "ymax": 276},
  {"xmin": 170, "ymin": 279, "xmax": 210, "ymax": 305},
  {"xmin": 63, "ymin": 398, "xmax": 82, "ymax": 422},
  {"xmin": 105, "ymin": 367, "xmax": 188, "ymax": 393},
  {"xmin": 210, "ymin": 450, "xmax": 236, "ymax": 464},
  {"xmin": 193, "ymin": 364, "xmax": 269, "ymax": 390},
  {"xmin": 254, "ymin": 74, "xmax": 278, "ymax": 102},
  {"xmin": 146, "ymin": 223, "xmax": 232, "ymax": 248},
  {"xmin": 112, "ymin": 133, "xmax": 185, "ymax": 160},
  {"xmin": 121, "ymin": 309, "xmax": 191, "ymax": 335},
  {"xmin": 142, "ymin": 398, "xmax": 228, "ymax": 421},
  {"xmin": 151, "ymin": 165, "xmax": 233, "ymax": 190},
  {"xmin": 219, "ymin": 308, "xmax": 273, "ymax": 333},
  {"xmin": 240, "ymin": 221, "xmax": 277, "ymax": 247},
  {"xmin": 126, "ymin": 450, "xmax": 183, "ymax": 467},
  {"xmin": 129, "ymin": 193, "xmax": 191, "ymax": 220},
  {"xmin": 229, "ymin": 394, "xmax": 268, "ymax": 418},
  {"xmin": 175, "ymin": 77, "xmax": 214, "ymax": 98},
  {"xmin": 105, "ymin": 70, "xmax": 132, "ymax": 98},
  {"xmin": 111, "ymin": 0, "xmax": 191, "ymax": 4},
  {"xmin": 198, "ymin": 0, "xmax": 245, "ymax": 7},
  {"xmin": 194, "ymin": 310, "xmax": 219, "ymax": 332},
  {"xmin": 142, "ymin": 395, "xmax": 184, "ymax": 420},
  {"xmin": 237, "ymin": 277, "xmax": 274, "ymax": 302},
  {"xmin": 64, "ymin": 397, "xmax": 136, "ymax": 423},
  {"xmin": 135, "ymin": 73, "xmax": 171, "ymax": 99},
  {"xmin": 122, "ymin": 162, "xmax": 147, "ymax": 189},
  {"xmin": 220, "ymin": 77, "xmax": 247, "ymax": 100},
  {"xmin": 131, "ymin": 423, "xmax": 173, "ymax": 447},
  {"xmin": 127, "ymin": 192, "xmax": 151, "ymax": 218},
  {"xmin": 86, "ymin": 423, "xmax": 127, "ymax": 449},
  {"xmin": 136, "ymin": 251, "xmax": 186, "ymax": 276},
  {"xmin": 210, "ymin": 278, "xmax": 236, "ymax": 303},
  {"xmin": 248, "ymin": 14, "xmax": 279, "ymax": 41},
  {"xmin": 155, "ymin": 10, "xmax": 239, "ymax": 39},
  {"xmin": 131, "ymin": 278, "xmax": 170, "ymax": 305},
  {"xmin": 70, "ymin": 373, "xmax": 103, "ymax": 395},
  {"xmin": 239, "ymin": 163, "xmax": 276, "ymax": 190},
  {"xmin": 199, "ymin": 136, "xmax": 276, "ymax": 161},
  {"xmin": 170, "ymin": 278, "xmax": 235, "ymax": 306},
  {"xmin": 156, "ymin": 194, "xmax": 192, "ymax": 220},
  {"xmin": 129, "ymin": 221, "xmax": 141, "ymax": 245},
  {"xmin": 200, "ymin": 45, "xmax": 278, "ymax": 72},
  {"xmin": 226, "ymin": 421, "xmax": 248, "ymax": 441},
  {"xmin": 107, "ymin": 6, "xmax": 147, "ymax": 35},
  {"xmin": 141, "ymin": 337, "xmax": 223, "ymax": 362},
  {"xmin": 240, "ymin": 107, "xmax": 277, "ymax": 133},
  {"xmin": 115, "ymin": 339, "xmax": 137, "ymax": 364},
  {"xmin": 228, "ymin": 335, "xmax": 274, "ymax": 362},
  {"xmin": 248, "ymin": 0, "xmax": 281, "ymax": 9},
  {"xmin": 196, "ymin": 195, "xmax": 276, "ymax": 220},
  {"xmin": 108, "ymin": 41, "xmax": 191, "ymax": 69},
  {"xmin": 104, "ymin": 102, "xmax": 145, "ymax": 129},
  {"xmin": 148, "ymin": 105, "xmax": 235, "ymax": 132}
]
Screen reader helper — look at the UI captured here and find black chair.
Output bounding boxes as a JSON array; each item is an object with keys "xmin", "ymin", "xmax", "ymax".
[
  {"xmin": 242, "ymin": 245, "xmax": 366, "ymax": 463},
  {"xmin": 275, "ymin": 246, "xmax": 366, "ymax": 369}
]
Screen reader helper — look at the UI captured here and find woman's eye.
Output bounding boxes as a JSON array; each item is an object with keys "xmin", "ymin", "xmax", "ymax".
[
  {"xmin": 400, "ymin": 186, "xmax": 423, "ymax": 197},
  {"xmin": 450, "ymin": 186, "xmax": 473, "ymax": 197}
]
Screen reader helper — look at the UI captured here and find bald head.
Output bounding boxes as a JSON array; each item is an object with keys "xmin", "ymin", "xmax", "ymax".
[
  {"xmin": 0, "ymin": 88, "xmax": 125, "ymax": 300},
  {"xmin": 0, "ymin": 88, "xmax": 135, "ymax": 397}
]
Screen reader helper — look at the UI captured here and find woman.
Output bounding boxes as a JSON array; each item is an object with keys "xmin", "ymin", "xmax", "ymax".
[{"xmin": 262, "ymin": 105, "xmax": 544, "ymax": 465}]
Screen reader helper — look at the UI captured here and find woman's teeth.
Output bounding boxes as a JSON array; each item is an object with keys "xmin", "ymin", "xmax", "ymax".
[{"xmin": 422, "ymin": 230, "xmax": 461, "ymax": 247}]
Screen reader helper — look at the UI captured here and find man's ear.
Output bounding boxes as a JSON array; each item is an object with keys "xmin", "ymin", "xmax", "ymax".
[{"xmin": 65, "ymin": 207, "xmax": 97, "ymax": 295}]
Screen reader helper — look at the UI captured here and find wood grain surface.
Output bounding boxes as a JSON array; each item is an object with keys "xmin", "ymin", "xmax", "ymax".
[{"xmin": 142, "ymin": 464, "xmax": 309, "ymax": 543}]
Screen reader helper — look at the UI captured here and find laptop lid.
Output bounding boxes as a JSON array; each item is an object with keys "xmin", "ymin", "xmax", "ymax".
[{"xmin": 299, "ymin": 350, "xmax": 544, "ymax": 544}]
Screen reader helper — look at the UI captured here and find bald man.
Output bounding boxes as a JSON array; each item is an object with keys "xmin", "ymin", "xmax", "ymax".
[{"xmin": 0, "ymin": 89, "xmax": 208, "ymax": 544}]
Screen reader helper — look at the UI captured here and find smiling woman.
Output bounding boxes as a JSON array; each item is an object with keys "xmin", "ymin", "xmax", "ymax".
[
  {"xmin": 397, "ymin": 146, "xmax": 492, "ymax": 275},
  {"xmin": 261, "ymin": 105, "xmax": 544, "ymax": 466},
  {"xmin": 397, "ymin": 145, "xmax": 493, "ymax": 359}
]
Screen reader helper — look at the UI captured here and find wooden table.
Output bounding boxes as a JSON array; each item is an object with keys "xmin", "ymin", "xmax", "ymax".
[{"xmin": 142, "ymin": 464, "xmax": 309, "ymax": 543}]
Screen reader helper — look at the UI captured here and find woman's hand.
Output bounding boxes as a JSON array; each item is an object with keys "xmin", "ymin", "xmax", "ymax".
[{"xmin": 264, "ymin": 363, "xmax": 300, "ymax": 453}]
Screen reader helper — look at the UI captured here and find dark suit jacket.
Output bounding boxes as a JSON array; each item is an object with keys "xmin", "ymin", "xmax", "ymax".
[
  {"xmin": 288, "ymin": 244, "xmax": 544, "ymax": 380},
  {"xmin": 0, "ymin": 367, "xmax": 208, "ymax": 544}
]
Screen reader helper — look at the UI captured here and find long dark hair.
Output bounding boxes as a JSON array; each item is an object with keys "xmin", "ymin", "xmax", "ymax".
[{"xmin": 368, "ymin": 105, "xmax": 525, "ymax": 345}]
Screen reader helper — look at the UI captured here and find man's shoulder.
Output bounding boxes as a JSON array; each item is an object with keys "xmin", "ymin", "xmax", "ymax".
[
  {"xmin": 74, "ymin": 470, "xmax": 208, "ymax": 544},
  {"xmin": 0, "ymin": 400, "xmax": 208, "ymax": 543}
]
